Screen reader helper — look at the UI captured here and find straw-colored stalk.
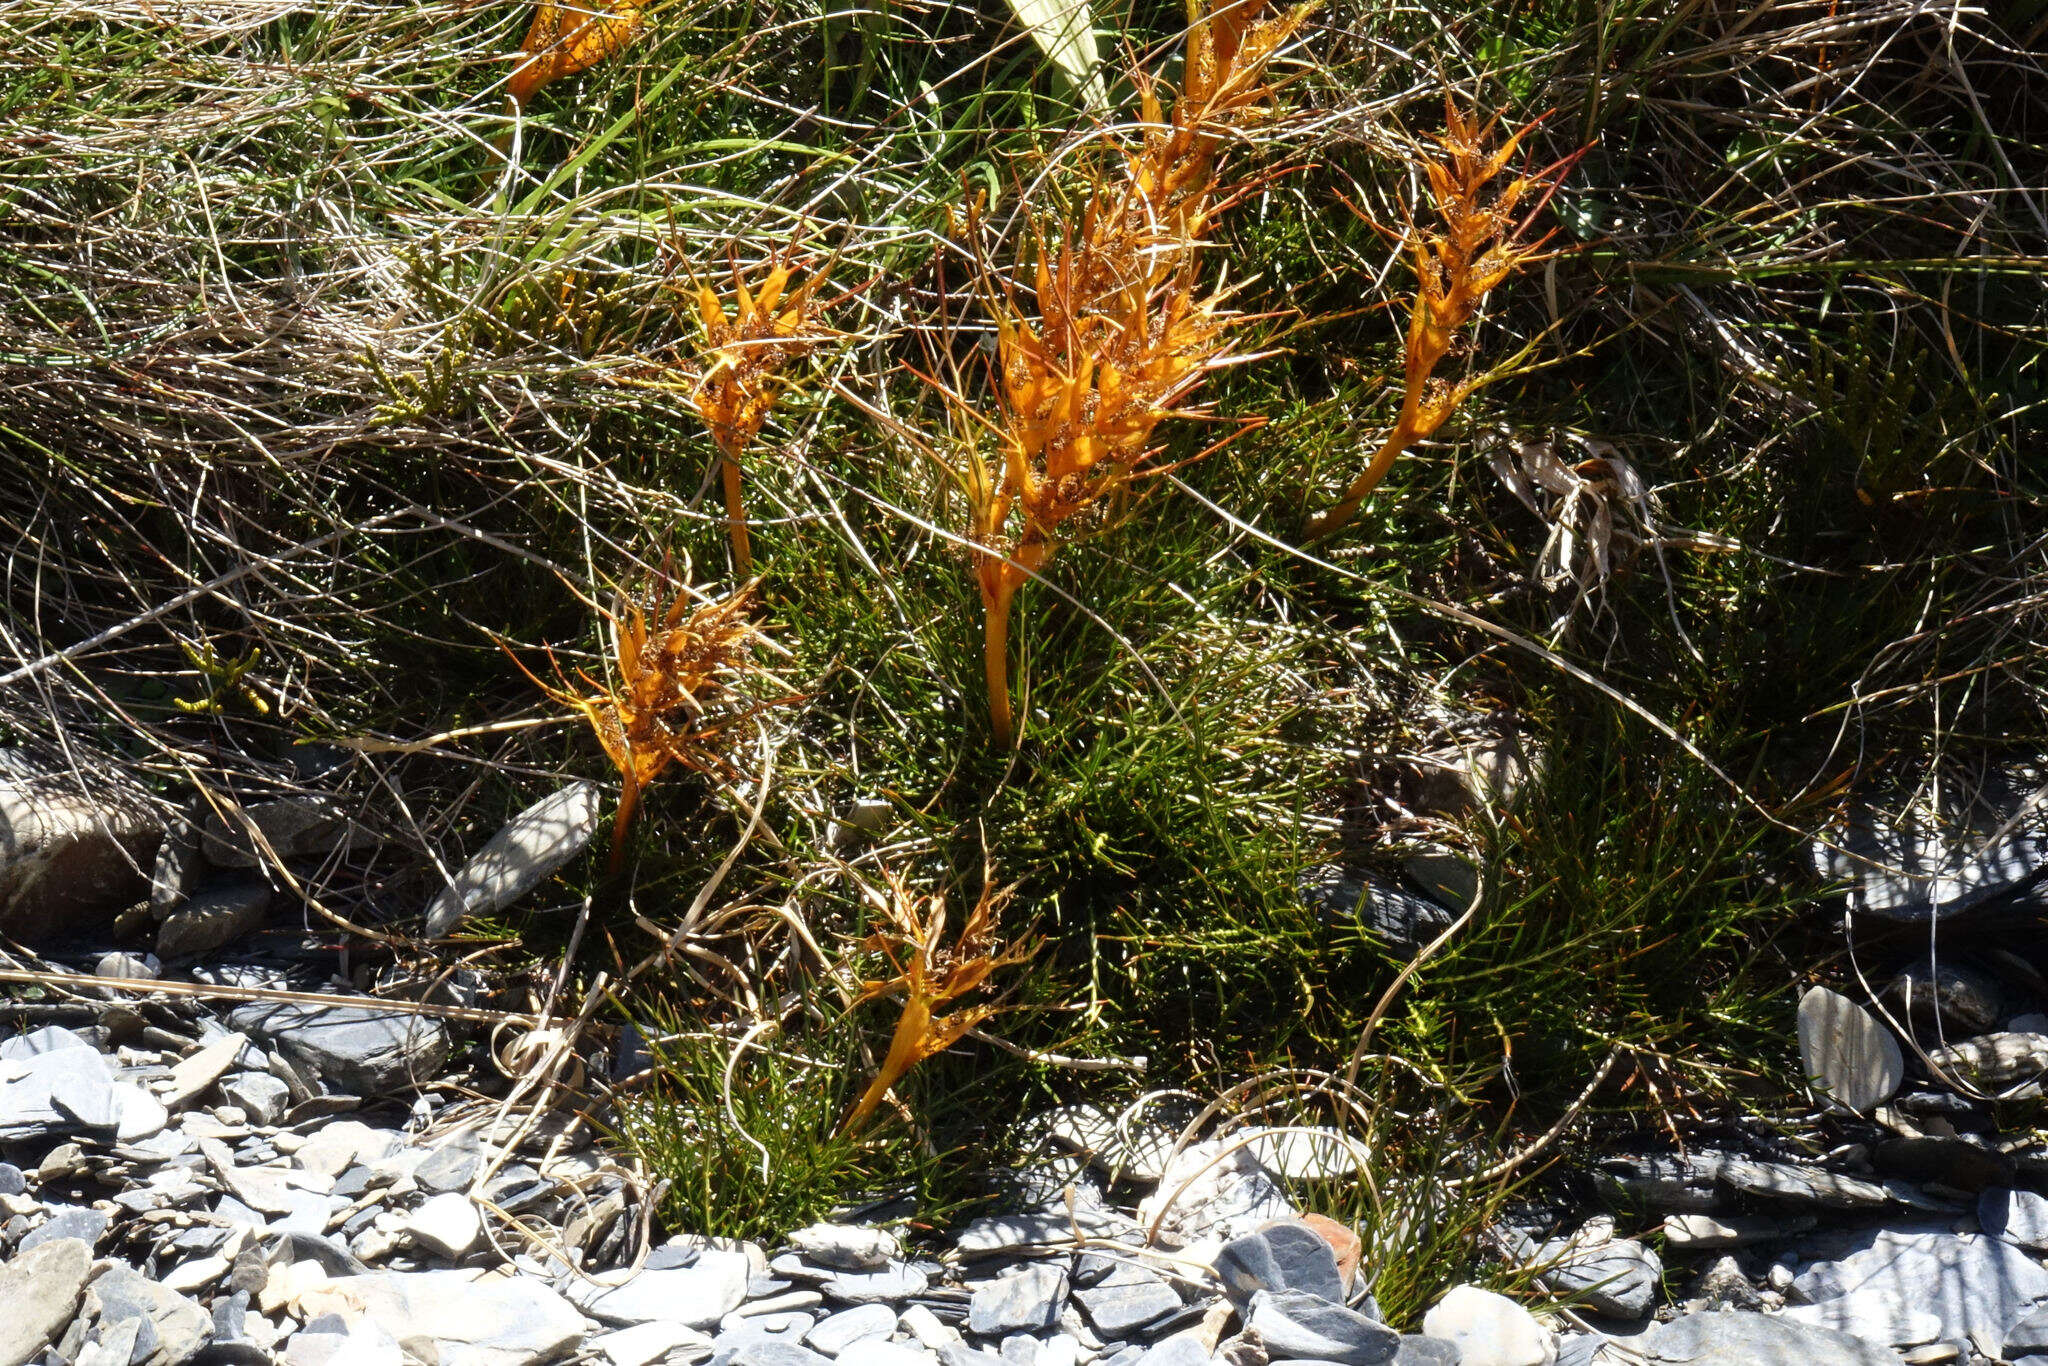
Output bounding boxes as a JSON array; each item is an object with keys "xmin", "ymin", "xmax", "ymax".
[
  {"xmin": 958, "ymin": 0, "xmax": 1309, "ymax": 746},
  {"xmin": 1304, "ymin": 103, "xmax": 1565, "ymax": 541}
]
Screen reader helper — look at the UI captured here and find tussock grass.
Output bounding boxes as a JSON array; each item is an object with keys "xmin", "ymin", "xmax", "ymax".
[{"xmin": 3, "ymin": 0, "xmax": 2045, "ymax": 1292}]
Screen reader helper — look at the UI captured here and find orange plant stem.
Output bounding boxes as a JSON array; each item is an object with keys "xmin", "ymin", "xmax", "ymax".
[
  {"xmin": 1303, "ymin": 416, "xmax": 1417, "ymax": 542},
  {"xmin": 983, "ymin": 570, "xmax": 1018, "ymax": 749},
  {"xmin": 721, "ymin": 455, "xmax": 753, "ymax": 576},
  {"xmin": 607, "ymin": 776, "xmax": 642, "ymax": 877},
  {"xmin": 843, "ymin": 993, "xmax": 932, "ymax": 1134}
]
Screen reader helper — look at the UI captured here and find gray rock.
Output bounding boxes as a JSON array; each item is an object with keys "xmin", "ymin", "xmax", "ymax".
[
  {"xmin": 95, "ymin": 952, "xmax": 159, "ymax": 980},
  {"xmin": 1662, "ymin": 1213, "xmax": 1812, "ymax": 1250},
  {"xmin": 0, "ymin": 1040, "xmax": 119, "ymax": 1141},
  {"xmin": 20, "ymin": 1205, "xmax": 110, "ymax": 1254},
  {"xmin": 0, "ymin": 1163, "xmax": 22, "ymax": 1195},
  {"xmin": 1131, "ymin": 1341, "xmax": 1209, "ymax": 1366},
  {"xmin": 788, "ymin": 1225, "xmax": 902, "ymax": 1273},
  {"xmin": 162, "ymin": 1033, "xmax": 250, "ymax": 1110},
  {"xmin": 1531, "ymin": 1227, "xmax": 1661, "ymax": 1319},
  {"xmin": 970, "ymin": 1265, "xmax": 1070, "ymax": 1336},
  {"xmin": 0, "ymin": 1236, "xmax": 93, "ymax": 1366},
  {"xmin": 1881, "ymin": 957, "xmax": 2005, "ymax": 1037},
  {"xmin": 403, "ymin": 1192, "xmax": 482, "ymax": 1260},
  {"xmin": 1297, "ymin": 868, "xmax": 1454, "ymax": 959},
  {"xmin": 838, "ymin": 1343, "xmax": 933, "ymax": 1366},
  {"xmin": 2009, "ymin": 1302, "xmax": 2048, "ymax": 1356},
  {"xmin": 590, "ymin": 1322, "xmax": 715, "ymax": 1366},
  {"xmin": 202, "ymin": 799, "xmax": 352, "ymax": 868},
  {"xmin": 228, "ymin": 1000, "xmax": 451, "ymax": 1093},
  {"xmin": 1926, "ymin": 1031, "xmax": 2048, "ymax": 1090},
  {"xmin": 820, "ymin": 1264, "xmax": 930, "ymax": 1306},
  {"xmin": 0, "ymin": 755, "xmax": 161, "ymax": 940},
  {"xmin": 218, "ymin": 1072, "xmax": 290, "ymax": 1126},
  {"xmin": 1074, "ymin": 1276, "xmax": 1185, "ymax": 1337},
  {"xmin": 291, "ymin": 1269, "xmax": 584, "ymax": 1366},
  {"xmin": 48, "ymin": 1067, "xmax": 121, "ymax": 1131},
  {"xmin": 1642, "ymin": 1311, "xmax": 1902, "ymax": 1365},
  {"xmin": 86, "ymin": 1263, "xmax": 213, "ymax": 1366},
  {"xmin": 1809, "ymin": 773, "xmax": 2048, "ymax": 925},
  {"xmin": 1594, "ymin": 1156, "xmax": 1723, "ymax": 1213},
  {"xmin": 1706, "ymin": 1156, "xmax": 1891, "ymax": 1210},
  {"xmin": 805, "ymin": 1306, "xmax": 896, "ymax": 1356},
  {"xmin": 416, "ymin": 1134, "xmax": 482, "ymax": 1194},
  {"xmin": 1691, "ymin": 1255, "xmax": 1761, "ymax": 1312},
  {"xmin": 1215, "ymin": 1223, "xmax": 1346, "ymax": 1308},
  {"xmin": 149, "ymin": 804, "xmax": 206, "ymax": 917},
  {"xmin": 1872, "ymin": 1134, "xmax": 2014, "ymax": 1192},
  {"xmin": 716, "ymin": 1343, "xmax": 835, "ymax": 1366},
  {"xmin": 155, "ymin": 879, "xmax": 272, "ymax": 958},
  {"xmin": 1392, "ymin": 1341, "xmax": 1460, "ymax": 1366},
  {"xmin": 1982, "ymin": 1187, "xmax": 2048, "ymax": 1250},
  {"xmin": 574, "ymin": 1253, "xmax": 754, "ymax": 1328},
  {"xmin": 1247, "ymin": 1290, "xmax": 1399, "ymax": 1365},
  {"xmin": 1791, "ymin": 1229, "xmax": 2048, "ymax": 1346},
  {"xmin": 422, "ymin": 783, "xmax": 601, "ymax": 937},
  {"xmin": 955, "ymin": 1216, "xmax": 1086, "ymax": 1257},
  {"xmin": 1781, "ymin": 1289, "xmax": 1942, "ymax": 1349},
  {"xmin": 1796, "ymin": 986, "xmax": 1905, "ymax": 1113},
  {"xmin": 1138, "ymin": 1141, "xmax": 1295, "ymax": 1250},
  {"xmin": 1419, "ymin": 1287, "xmax": 1552, "ymax": 1366}
]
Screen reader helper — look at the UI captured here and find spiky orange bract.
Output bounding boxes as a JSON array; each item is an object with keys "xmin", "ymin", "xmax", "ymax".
[
  {"xmin": 1305, "ymin": 102, "xmax": 1562, "ymax": 541},
  {"xmin": 962, "ymin": 0, "xmax": 1311, "ymax": 746},
  {"xmin": 687, "ymin": 253, "xmax": 829, "ymax": 575},
  {"xmin": 506, "ymin": 569, "xmax": 779, "ymax": 873},
  {"xmin": 508, "ymin": 0, "xmax": 644, "ymax": 107},
  {"xmin": 841, "ymin": 870, "xmax": 1035, "ymax": 1134}
]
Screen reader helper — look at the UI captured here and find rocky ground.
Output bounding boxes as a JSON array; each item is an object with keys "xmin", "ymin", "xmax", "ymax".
[{"xmin": 9, "ymin": 758, "xmax": 2048, "ymax": 1366}]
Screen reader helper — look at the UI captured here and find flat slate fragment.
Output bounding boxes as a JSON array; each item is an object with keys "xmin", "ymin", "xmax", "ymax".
[{"xmin": 423, "ymin": 782, "xmax": 601, "ymax": 937}]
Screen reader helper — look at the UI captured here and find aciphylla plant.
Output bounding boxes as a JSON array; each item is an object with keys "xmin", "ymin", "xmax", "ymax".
[
  {"xmin": 841, "ymin": 868, "xmax": 1035, "ymax": 1134},
  {"xmin": 683, "ymin": 250, "xmax": 831, "ymax": 575},
  {"xmin": 1303, "ymin": 102, "xmax": 1572, "ymax": 541},
  {"xmin": 505, "ymin": 560, "xmax": 787, "ymax": 874},
  {"xmin": 943, "ymin": 0, "xmax": 1311, "ymax": 747}
]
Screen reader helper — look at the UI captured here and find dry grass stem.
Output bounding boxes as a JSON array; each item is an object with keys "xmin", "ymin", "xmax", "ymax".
[
  {"xmin": 841, "ymin": 869, "xmax": 1035, "ymax": 1133},
  {"xmin": 506, "ymin": 564, "xmax": 783, "ymax": 873},
  {"xmin": 1304, "ymin": 102, "xmax": 1570, "ymax": 541},
  {"xmin": 951, "ymin": 0, "xmax": 1310, "ymax": 745}
]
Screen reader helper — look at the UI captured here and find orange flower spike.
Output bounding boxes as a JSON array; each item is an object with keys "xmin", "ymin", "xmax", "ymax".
[{"xmin": 509, "ymin": 0, "xmax": 644, "ymax": 107}]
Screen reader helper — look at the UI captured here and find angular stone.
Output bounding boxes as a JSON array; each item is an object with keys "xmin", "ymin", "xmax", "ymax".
[
  {"xmin": 422, "ymin": 783, "xmax": 601, "ymax": 937},
  {"xmin": 202, "ymin": 799, "xmax": 352, "ymax": 868},
  {"xmin": 1593, "ymin": 1156, "xmax": 1722, "ymax": 1213},
  {"xmin": 1531, "ymin": 1227, "xmax": 1660, "ymax": 1320},
  {"xmin": 0, "ymin": 1236, "xmax": 93, "ymax": 1366},
  {"xmin": 1246, "ymin": 1290, "xmax": 1399, "ymax": 1365},
  {"xmin": 164, "ymin": 1033, "xmax": 250, "ymax": 1110},
  {"xmin": 1215, "ymin": 1222, "xmax": 1346, "ymax": 1308},
  {"xmin": 156, "ymin": 880, "xmax": 271, "ymax": 958},
  {"xmin": 788, "ymin": 1224, "xmax": 902, "ymax": 1273},
  {"xmin": 955, "ymin": 1215, "xmax": 1086, "ymax": 1257},
  {"xmin": 416, "ymin": 1134, "xmax": 483, "ymax": 1194},
  {"xmin": 1420, "ymin": 1286, "xmax": 1553, "ymax": 1366},
  {"xmin": 0, "ymin": 755, "xmax": 161, "ymax": 940},
  {"xmin": 20, "ymin": 1205, "xmax": 110, "ymax": 1254},
  {"xmin": 820, "ymin": 1263, "xmax": 930, "ymax": 1305},
  {"xmin": 1131, "ymin": 1340, "xmax": 1208, "ymax": 1366},
  {"xmin": 593, "ymin": 1321, "xmax": 716, "ymax": 1366},
  {"xmin": 1706, "ymin": 1156, "xmax": 1891, "ymax": 1210},
  {"xmin": 1781, "ymin": 1290, "xmax": 1942, "ymax": 1349},
  {"xmin": 2009, "ymin": 1301, "xmax": 2048, "ymax": 1356},
  {"xmin": 1982, "ymin": 1187, "xmax": 2048, "ymax": 1250},
  {"xmin": 1661, "ymin": 1212, "xmax": 1812, "ymax": 1249},
  {"xmin": 1075, "ymin": 1274, "xmax": 1185, "ymax": 1337},
  {"xmin": 1791, "ymin": 1229, "xmax": 2048, "ymax": 1346},
  {"xmin": 1881, "ymin": 957, "xmax": 2006, "ymax": 1037},
  {"xmin": 1392, "ymin": 1341, "xmax": 1460, "ymax": 1366},
  {"xmin": 1873, "ymin": 1134, "xmax": 2015, "ymax": 1191},
  {"xmin": 805, "ymin": 1306, "xmax": 896, "ymax": 1356},
  {"xmin": 86, "ymin": 1262, "xmax": 214, "ymax": 1366},
  {"xmin": 970, "ymin": 1265, "xmax": 1069, "ymax": 1336},
  {"xmin": 716, "ymin": 1342, "xmax": 835, "ymax": 1366},
  {"xmin": 574, "ymin": 1253, "xmax": 754, "ymax": 1328},
  {"xmin": 220, "ymin": 1072, "xmax": 290, "ymax": 1126},
  {"xmin": 1137, "ymin": 1140, "xmax": 1294, "ymax": 1250},
  {"xmin": 229, "ymin": 1000, "xmax": 451, "ymax": 1094},
  {"xmin": 294, "ymin": 1270, "xmax": 584, "ymax": 1366},
  {"xmin": 0, "ymin": 1043, "xmax": 119, "ymax": 1141},
  {"xmin": 1797, "ymin": 986, "xmax": 1904, "ymax": 1113},
  {"xmin": 1297, "ymin": 867, "xmax": 1454, "ymax": 959},
  {"xmin": 149, "ymin": 804, "xmax": 206, "ymax": 917},
  {"xmin": 1642, "ymin": 1311, "xmax": 1903, "ymax": 1365},
  {"xmin": 403, "ymin": 1192, "xmax": 482, "ymax": 1260},
  {"xmin": 1926, "ymin": 1031, "xmax": 2048, "ymax": 1090},
  {"xmin": 838, "ymin": 1343, "xmax": 934, "ymax": 1366}
]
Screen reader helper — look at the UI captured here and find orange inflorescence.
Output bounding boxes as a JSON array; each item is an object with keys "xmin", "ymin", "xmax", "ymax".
[
  {"xmin": 506, "ymin": 566, "xmax": 780, "ymax": 873},
  {"xmin": 961, "ymin": 0, "xmax": 1310, "ymax": 746},
  {"xmin": 508, "ymin": 0, "xmax": 644, "ymax": 107},
  {"xmin": 841, "ymin": 869, "xmax": 1035, "ymax": 1133},
  {"xmin": 1305, "ymin": 101, "xmax": 1567, "ymax": 540},
  {"xmin": 687, "ymin": 252, "xmax": 830, "ymax": 575}
]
